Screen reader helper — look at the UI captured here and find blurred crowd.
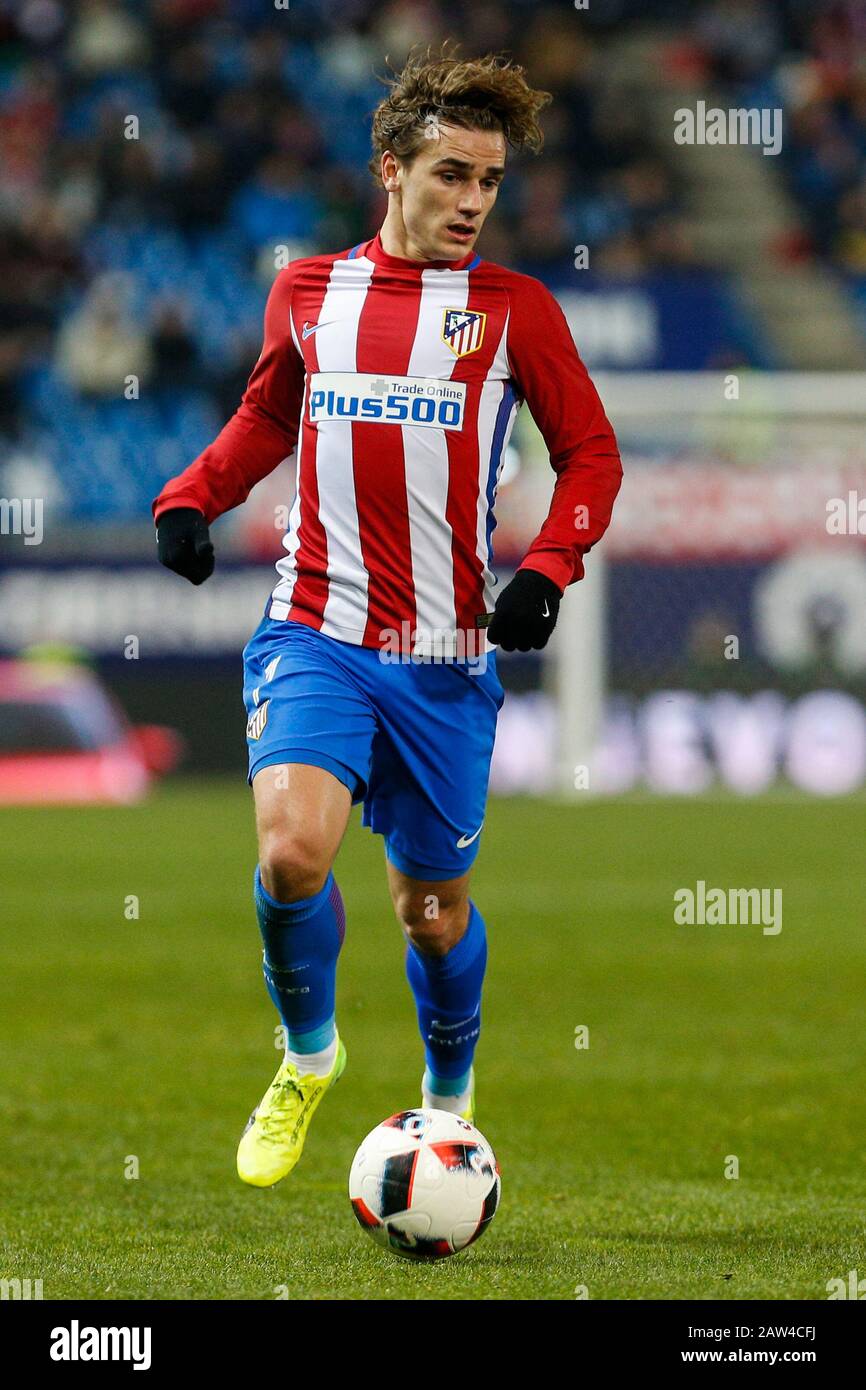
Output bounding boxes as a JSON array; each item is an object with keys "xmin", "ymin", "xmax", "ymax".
[
  {"xmin": 0, "ymin": 0, "xmax": 697, "ymax": 501},
  {"xmin": 0, "ymin": 0, "xmax": 862, "ymax": 521},
  {"xmin": 685, "ymin": 0, "xmax": 866, "ymax": 273}
]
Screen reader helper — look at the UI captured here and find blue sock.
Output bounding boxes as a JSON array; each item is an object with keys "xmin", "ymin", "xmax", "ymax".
[
  {"xmin": 405, "ymin": 900, "xmax": 487, "ymax": 1090},
  {"xmin": 253, "ymin": 864, "xmax": 345, "ymax": 1053}
]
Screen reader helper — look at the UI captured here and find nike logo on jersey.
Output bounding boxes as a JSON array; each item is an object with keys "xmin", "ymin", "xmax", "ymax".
[
  {"xmin": 456, "ymin": 825, "xmax": 483, "ymax": 848},
  {"xmin": 542, "ymin": 600, "xmax": 550, "ymax": 618},
  {"xmin": 302, "ymin": 320, "xmax": 335, "ymax": 339}
]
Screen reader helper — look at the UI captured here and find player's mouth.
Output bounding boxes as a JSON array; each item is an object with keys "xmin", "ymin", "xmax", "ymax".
[{"xmin": 446, "ymin": 222, "xmax": 476, "ymax": 243}]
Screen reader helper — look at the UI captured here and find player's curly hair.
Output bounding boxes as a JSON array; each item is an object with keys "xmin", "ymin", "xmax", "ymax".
[{"xmin": 368, "ymin": 40, "xmax": 552, "ymax": 185}]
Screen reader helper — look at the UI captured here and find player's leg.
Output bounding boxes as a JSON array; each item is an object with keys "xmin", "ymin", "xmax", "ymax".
[
  {"xmin": 254, "ymin": 760, "xmax": 352, "ymax": 1061},
  {"xmin": 238, "ymin": 762, "xmax": 353, "ymax": 1188},
  {"xmin": 359, "ymin": 652, "xmax": 504, "ymax": 1121},
  {"xmin": 386, "ymin": 864, "xmax": 487, "ymax": 1122},
  {"xmin": 242, "ymin": 617, "xmax": 374, "ymax": 1060},
  {"xmin": 238, "ymin": 617, "xmax": 377, "ymax": 1186}
]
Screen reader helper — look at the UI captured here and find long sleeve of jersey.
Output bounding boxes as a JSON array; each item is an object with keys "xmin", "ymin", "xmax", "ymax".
[
  {"xmin": 505, "ymin": 277, "xmax": 622, "ymax": 592},
  {"xmin": 151, "ymin": 267, "xmax": 304, "ymax": 524}
]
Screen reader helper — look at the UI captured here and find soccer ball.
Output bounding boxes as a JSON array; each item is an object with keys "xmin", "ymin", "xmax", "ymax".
[{"xmin": 349, "ymin": 1109, "xmax": 500, "ymax": 1260}]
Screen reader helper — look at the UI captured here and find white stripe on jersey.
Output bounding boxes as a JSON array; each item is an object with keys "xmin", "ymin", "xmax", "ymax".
[
  {"xmin": 271, "ymin": 254, "xmax": 375, "ymax": 629},
  {"xmin": 274, "ymin": 378, "xmax": 307, "ymax": 609},
  {"xmin": 476, "ymin": 309, "xmax": 518, "ymax": 616},
  {"xmin": 270, "ymin": 308, "xmax": 308, "ymax": 616},
  {"xmin": 405, "ymin": 267, "xmax": 470, "ymax": 654}
]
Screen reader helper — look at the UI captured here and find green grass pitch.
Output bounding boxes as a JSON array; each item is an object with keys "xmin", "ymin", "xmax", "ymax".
[{"xmin": 1, "ymin": 781, "xmax": 864, "ymax": 1300}]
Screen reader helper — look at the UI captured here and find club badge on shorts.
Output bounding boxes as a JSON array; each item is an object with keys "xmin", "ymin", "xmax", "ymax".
[
  {"xmin": 246, "ymin": 699, "xmax": 270, "ymax": 741},
  {"xmin": 442, "ymin": 308, "xmax": 487, "ymax": 358}
]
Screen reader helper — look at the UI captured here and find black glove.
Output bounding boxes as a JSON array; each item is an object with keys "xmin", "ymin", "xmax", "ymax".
[
  {"xmin": 486, "ymin": 568, "xmax": 561, "ymax": 652},
  {"xmin": 156, "ymin": 508, "xmax": 214, "ymax": 585}
]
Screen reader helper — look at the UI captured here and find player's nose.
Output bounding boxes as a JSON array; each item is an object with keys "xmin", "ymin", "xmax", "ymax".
[{"xmin": 457, "ymin": 183, "xmax": 484, "ymax": 215}]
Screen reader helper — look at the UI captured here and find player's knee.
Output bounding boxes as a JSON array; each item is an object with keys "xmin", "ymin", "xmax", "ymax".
[
  {"xmin": 398, "ymin": 894, "xmax": 468, "ymax": 957},
  {"xmin": 258, "ymin": 830, "xmax": 329, "ymax": 903}
]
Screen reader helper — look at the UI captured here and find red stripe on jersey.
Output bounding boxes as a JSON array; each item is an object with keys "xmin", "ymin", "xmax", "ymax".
[
  {"xmin": 353, "ymin": 268, "xmax": 425, "ymax": 649},
  {"xmin": 285, "ymin": 261, "xmax": 337, "ymax": 629},
  {"xmin": 445, "ymin": 283, "xmax": 507, "ymax": 652}
]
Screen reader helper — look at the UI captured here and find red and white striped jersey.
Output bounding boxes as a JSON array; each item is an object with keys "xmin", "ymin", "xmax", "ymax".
[{"xmin": 153, "ymin": 232, "xmax": 622, "ymax": 656}]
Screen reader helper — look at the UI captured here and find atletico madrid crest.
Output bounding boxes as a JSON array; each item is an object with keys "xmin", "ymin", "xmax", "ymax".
[{"xmin": 442, "ymin": 308, "xmax": 487, "ymax": 358}]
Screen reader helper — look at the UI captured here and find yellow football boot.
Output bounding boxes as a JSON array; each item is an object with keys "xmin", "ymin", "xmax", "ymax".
[{"xmin": 237, "ymin": 1035, "xmax": 346, "ymax": 1187}]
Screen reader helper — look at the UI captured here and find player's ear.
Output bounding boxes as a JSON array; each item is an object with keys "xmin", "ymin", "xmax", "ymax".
[{"xmin": 381, "ymin": 151, "xmax": 400, "ymax": 192}]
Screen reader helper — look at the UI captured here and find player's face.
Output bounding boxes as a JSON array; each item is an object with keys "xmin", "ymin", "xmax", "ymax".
[{"xmin": 392, "ymin": 124, "xmax": 506, "ymax": 260}]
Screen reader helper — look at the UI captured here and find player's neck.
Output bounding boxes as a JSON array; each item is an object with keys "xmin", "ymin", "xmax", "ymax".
[
  {"xmin": 377, "ymin": 214, "xmax": 466, "ymax": 267},
  {"xmin": 378, "ymin": 210, "xmax": 429, "ymax": 262}
]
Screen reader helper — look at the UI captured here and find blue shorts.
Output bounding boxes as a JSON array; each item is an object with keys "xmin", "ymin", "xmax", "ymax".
[{"xmin": 242, "ymin": 616, "xmax": 505, "ymax": 881}]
